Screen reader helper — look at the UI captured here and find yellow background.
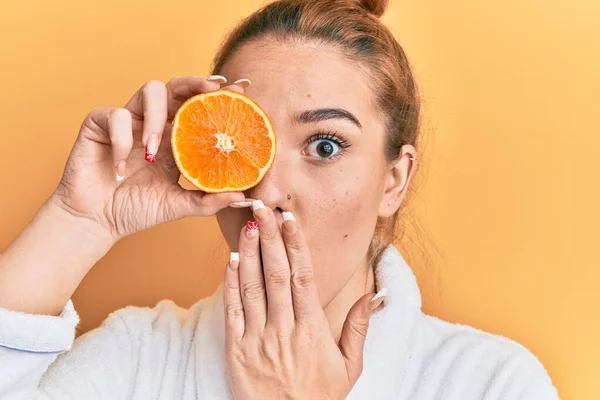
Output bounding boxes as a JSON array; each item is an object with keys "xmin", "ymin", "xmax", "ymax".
[{"xmin": 1, "ymin": 0, "xmax": 598, "ymax": 398}]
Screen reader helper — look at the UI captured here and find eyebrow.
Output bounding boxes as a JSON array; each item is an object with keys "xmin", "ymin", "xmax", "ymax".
[{"xmin": 294, "ymin": 108, "xmax": 362, "ymax": 129}]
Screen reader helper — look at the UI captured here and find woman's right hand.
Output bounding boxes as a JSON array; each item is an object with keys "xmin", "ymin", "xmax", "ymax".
[
  {"xmin": 0, "ymin": 76, "xmax": 248, "ymax": 315},
  {"xmin": 52, "ymin": 76, "xmax": 246, "ymax": 241}
]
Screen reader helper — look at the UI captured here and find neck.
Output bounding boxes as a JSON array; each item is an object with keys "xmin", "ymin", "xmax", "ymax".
[{"xmin": 323, "ymin": 258, "xmax": 376, "ymax": 342}]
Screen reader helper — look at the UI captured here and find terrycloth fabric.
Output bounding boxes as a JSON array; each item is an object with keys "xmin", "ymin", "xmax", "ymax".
[{"xmin": 0, "ymin": 247, "xmax": 559, "ymax": 399}]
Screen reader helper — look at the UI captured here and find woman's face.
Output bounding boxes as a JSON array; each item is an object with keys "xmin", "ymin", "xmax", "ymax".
[{"xmin": 216, "ymin": 37, "xmax": 414, "ymax": 306}]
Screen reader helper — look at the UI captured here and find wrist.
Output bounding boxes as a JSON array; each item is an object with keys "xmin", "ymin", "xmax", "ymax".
[
  {"xmin": 46, "ymin": 193, "xmax": 118, "ymax": 250},
  {"xmin": 0, "ymin": 195, "xmax": 117, "ymax": 315},
  {"xmin": 0, "ymin": 197, "xmax": 116, "ymax": 315}
]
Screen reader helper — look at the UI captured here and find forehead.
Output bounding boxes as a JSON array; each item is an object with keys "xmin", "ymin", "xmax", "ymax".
[{"xmin": 218, "ymin": 37, "xmax": 379, "ymax": 122}]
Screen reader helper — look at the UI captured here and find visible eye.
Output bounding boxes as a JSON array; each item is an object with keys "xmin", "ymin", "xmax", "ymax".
[
  {"xmin": 307, "ymin": 139, "xmax": 341, "ymax": 159},
  {"xmin": 305, "ymin": 131, "xmax": 350, "ymax": 161}
]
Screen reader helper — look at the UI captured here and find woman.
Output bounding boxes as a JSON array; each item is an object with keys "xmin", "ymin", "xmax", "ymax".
[{"xmin": 0, "ymin": 0, "xmax": 558, "ymax": 398}]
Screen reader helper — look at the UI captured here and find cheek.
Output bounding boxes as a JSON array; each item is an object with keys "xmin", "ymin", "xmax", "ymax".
[
  {"xmin": 297, "ymin": 161, "xmax": 385, "ymax": 304},
  {"xmin": 300, "ymin": 161, "xmax": 384, "ymax": 249}
]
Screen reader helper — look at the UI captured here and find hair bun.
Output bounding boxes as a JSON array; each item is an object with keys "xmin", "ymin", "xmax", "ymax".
[{"xmin": 354, "ymin": 0, "xmax": 389, "ymax": 17}]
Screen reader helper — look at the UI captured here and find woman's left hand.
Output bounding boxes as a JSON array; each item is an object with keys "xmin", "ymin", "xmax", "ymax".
[{"xmin": 223, "ymin": 202, "xmax": 385, "ymax": 400}]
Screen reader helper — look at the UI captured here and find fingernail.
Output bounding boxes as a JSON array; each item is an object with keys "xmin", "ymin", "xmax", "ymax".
[
  {"xmin": 233, "ymin": 78, "xmax": 251, "ymax": 88},
  {"xmin": 282, "ymin": 211, "xmax": 295, "ymax": 222},
  {"xmin": 207, "ymin": 75, "xmax": 227, "ymax": 83},
  {"xmin": 282, "ymin": 212, "xmax": 297, "ymax": 234},
  {"xmin": 115, "ymin": 161, "xmax": 126, "ymax": 182},
  {"xmin": 371, "ymin": 287, "xmax": 388, "ymax": 301},
  {"xmin": 246, "ymin": 220, "xmax": 258, "ymax": 237},
  {"xmin": 145, "ymin": 150, "xmax": 156, "ymax": 163},
  {"xmin": 370, "ymin": 287, "xmax": 388, "ymax": 310},
  {"xmin": 229, "ymin": 252, "xmax": 240, "ymax": 270},
  {"xmin": 230, "ymin": 201, "xmax": 253, "ymax": 208},
  {"xmin": 145, "ymin": 135, "xmax": 158, "ymax": 163},
  {"xmin": 251, "ymin": 200, "xmax": 265, "ymax": 212}
]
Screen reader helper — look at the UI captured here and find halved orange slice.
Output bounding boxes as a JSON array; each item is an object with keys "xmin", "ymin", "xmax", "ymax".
[{"xmin": 171, "ymin": 90, "xmax": 276, "ymax": 193}]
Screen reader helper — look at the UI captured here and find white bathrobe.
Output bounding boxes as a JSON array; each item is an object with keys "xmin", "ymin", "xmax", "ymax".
[{"xmin": 0, "ymin": 247, "xmax": 559, "ymax": 399}]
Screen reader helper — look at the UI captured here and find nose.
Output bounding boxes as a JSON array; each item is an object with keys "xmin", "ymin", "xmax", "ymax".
[{"xmin": 246, "ymin": 156, "xmax": 293, "ymax": 213}]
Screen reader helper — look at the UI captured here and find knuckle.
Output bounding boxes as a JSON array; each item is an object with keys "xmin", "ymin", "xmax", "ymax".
[
  {"xmin": 260, "ymin": 229, "xmax": 279, "ymax": 243},
  {"xmin": 225, "ymin": 303, "xmax": 244, "ymax": 320},
  {"xmin": 82, "ymin": 110, "xmax": 100, "ymax": 131},
  {"xmin": 243, "ymin": 281, "xmax": 265, "ymax": 300},
  {"xmin": 84, "ymin": 109, "xmax": 98, "ymax": 123},
  {"xmin": 267, "ymin": 269, "xmax": 290, "ymax": 288},
  {"xmin": 227, "ymin": 346, "xmax": 249, "ymax": 366},
  {"xmin": 260, "ymin": 337, "xmax": 282, "ymax": 365},
  {"xmin": 85, "ymin": 107, "xmax": 107, "ymax": 120},
  {"xmin": 291, "ymin": 267, "xmax": 314, "ymax": 293},
  {"xmin": 347, "ymin": 318, "xmax": 369, "ymax": 339},
  {"xmin": 285, "ymin": 237, "xmax": 303, "ymax": 253},
  {"xmin": 109, "ymin": 107, "xmax": 130, "ymax": 122},
  {"xmin": 241, "ymin": 248, "xmax": 259, "ymax": 259},
  {"xmin": 272, "ymin": 330, "xmax": 291, "ymax": 350},
  {"xmin": 144, "ymin": 79, "xmax": 166, "ymax": 93},
  {"xmin": 166, "ymin": 76, "xmax": 181, "ymax": 87},
  {"xmin": 224, "ymin": 283, "xmax": 240, "ymax": 295},
  {"xmin": 296, "ymin": 318, "xmax": 320, "ymax": 336}
]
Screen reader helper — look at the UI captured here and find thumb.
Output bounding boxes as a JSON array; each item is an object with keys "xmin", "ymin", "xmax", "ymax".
[
  {"xmin": 165, "ymin": 186, "xmax": 246, "ymax": 220},
  {"xmin": 339, "ymin": 288, "xmax": 387, "ymax": 382}
]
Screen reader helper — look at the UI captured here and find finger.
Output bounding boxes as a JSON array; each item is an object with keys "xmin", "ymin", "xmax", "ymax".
[
  {"xmin": 339, "ymin": 291, "xmax": 384, "ymax": 382},
  {"xmin": 251, "ymin": 201, "xmax": 294, "ymax": 328},
  {"xmin": 228, "ymin": 198, "xmax": 257, "ymax": 208},
  {"xmin": 85, "ymin": 107, "xmax": 134, "ymax": 182},
  {"xmin": 224, "ymin": 252, "xmax": 245, "ymax": 344},
  {"xmin": 232, "ymin": 78, "xmax": 252, "ymax": 89},
  {"xmin": 165, "ymin": 76, "xmax": 250, "ymax": 120},
  {"xmin": 279, "ymin": 211, "xmax": 322, "ymax": 324},
  {"xmin": 238, "ymin": 220, "xmax": 267, "ymax": 333},
  {"xmin": 124, "ymin": 80, "xmax": 168, "ymax": 163},
  {"xmin": 107, "ymin": 109, "xmax": 134, "ymax": 181},
  {"xmin": 220, "ymin": 78, "xmax": 251, "ymax": 95},
  {"xmin": 162, "ymin": 187, "xmax": 245, "ymax": 220},
  {"xmin": 165, "ymin": 75, "xmax": 251, "ymax": 118},
  {"xmin": 165, "ymin": 75, "xmax": 224, "ymax": 118}
]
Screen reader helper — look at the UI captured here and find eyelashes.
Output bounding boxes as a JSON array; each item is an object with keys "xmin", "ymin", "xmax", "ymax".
[
  {"xmin": 306, "ymin": 130, "xmax": 351, "ymax": 149},
  {"xmin": 304, "ymin": 130, "xmax": 352, "ymax": 161}
]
